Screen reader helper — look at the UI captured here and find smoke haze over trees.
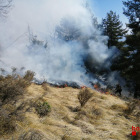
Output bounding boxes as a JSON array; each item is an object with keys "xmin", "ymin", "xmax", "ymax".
[{"xmin": 0, "ymin": 0, "xmax": 139, "ymax": 98}]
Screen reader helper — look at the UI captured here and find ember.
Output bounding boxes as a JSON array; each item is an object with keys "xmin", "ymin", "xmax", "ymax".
[{"xmin": 81, "ymin": 86, "xmax": 86, "ymax": 89}]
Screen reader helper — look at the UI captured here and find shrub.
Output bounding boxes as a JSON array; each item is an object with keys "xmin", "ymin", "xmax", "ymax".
[
  {"xmin": 42, "ymin": 83, "xmax": 48, "ymax": 91},
  {"xmin": 78, "ymin": 88, "xmax": 93, "ymax": 107},
  {"xmin": 0, "ymin": 107, "xmax": 16, "ymax": 135},
  {"xmin": 0, "ymin": 69, "xmax": 35, "ymax": 102},
  {"xmin": 35, "ymin": 101, "xmax": 51, "ymax": 116},
  {"xmin": 23, "ymin": 70, "xmax": 35, "ymax": 82},
  {"xmin": 0, "ymin": 68, "xmax": 34, "ymax": 135},
  {"xmin": 18, "ymin": 130, "xmax": 45, "ymax": 140}
]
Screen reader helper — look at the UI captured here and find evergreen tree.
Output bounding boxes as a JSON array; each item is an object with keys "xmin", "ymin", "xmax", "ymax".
[
  {"xmin": 111, "ymin": 0, "xmax": 140, "ymax": 98},
  {"xmin": 102, "ymin": 11, "xmax": 127, "ymax": 48},
  {"xmin": 123, "ymin": 0, "xmax": 140, "ymax": 34}
]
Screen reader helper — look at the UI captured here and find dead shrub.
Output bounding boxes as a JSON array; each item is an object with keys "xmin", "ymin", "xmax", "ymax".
[
  {"xmin": 42, "ymin": 83, "xmax": 48, "ymax": 91},
  {"xmin": 18, "ymin": 130, "xmax": 45, "ymax": 140},
  {"xmin": 78, "ymin": 88, "xmax": 93, "ymax": 107},
  {"xmin": 23, "ymin": 70, "xmax": 35, "ymax": 82},
  {"xmin": 0, "ymin": 107, "xmax": 16, "ymax": 135},
  {"xmin": 0, "ymin": 69, "xmax": 33, "ymax": 135},
  {"xmin": 0, "ymin": 69, "xmax": 35, "ymax": 102},
  {"xmin": 35, "ymin": 101, "xmax": 51, "ymax": 116}
]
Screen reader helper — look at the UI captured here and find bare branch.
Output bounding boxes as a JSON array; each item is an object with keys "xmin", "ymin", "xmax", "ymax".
[{"xmin": 0, "ymin": 0, "xmax": 12, "ymax": 19}]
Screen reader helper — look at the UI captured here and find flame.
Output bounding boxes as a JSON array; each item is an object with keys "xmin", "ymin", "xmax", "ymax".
[
  {"xmin": 94, "ymin": 84, "xmax": 98, "ymax": 89},
  {"xmin": 106, "ymin": 92, "xmax": 108, "ymax": 95},
  {"xmin": 81, "ymin": 86, "xmax": 86, "ymax": 89},
  {"xmin": 64, "ymin": 84, "xmax": 67, "ymax": 87},
  {"xmin": 93, "ymin": 84, "xmax": 110, "ymax": 95}
]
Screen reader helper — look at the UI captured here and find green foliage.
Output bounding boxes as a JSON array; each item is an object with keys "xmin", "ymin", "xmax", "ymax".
[
  {"xmin": 111, "ymin": 0, "xmax": 140, "ymax": 98},
  {"xmin": 78, "ymin": 88, "xmax": 93, "ymax": 107},
  {"xmin": 123, "ymin": 0, "xmax": 140, "ymax": 34},
  {"xmin": 101, "ymin": 10, "xmax": 127, "ymax": 48},
  {"xmin": 35, "ymin": 101, "xmax": 51, "ymax": 116}
]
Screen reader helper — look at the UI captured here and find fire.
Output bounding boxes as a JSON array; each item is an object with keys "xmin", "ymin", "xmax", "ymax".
[
  {"xmin": 106, "ymin": 92, "xmax": 108, "ymax": 95},
  {"xmin": 94, "ymin": 84, "xmax": 98, "ymax": 89},
  {"xmin": 64, "ymin": 84, "xmax": 67, "ymax": 87},
  {"xmin": 93, "ymin": 84, "xmax": 110, "ymax": 95},
  {"xmin": 81, "ymin": 85, "xmax": 86, "ymax": 89}
]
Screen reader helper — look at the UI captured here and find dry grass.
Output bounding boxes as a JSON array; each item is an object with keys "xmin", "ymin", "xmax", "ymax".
[{"xmin": 0, "ymin": 81, "xmax": 139, "ymax": 140}]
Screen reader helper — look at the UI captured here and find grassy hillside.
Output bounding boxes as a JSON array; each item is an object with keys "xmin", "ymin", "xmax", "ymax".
[{"xmin": 0, "ymin": 80, "xmax": 140, "ymax": 140}]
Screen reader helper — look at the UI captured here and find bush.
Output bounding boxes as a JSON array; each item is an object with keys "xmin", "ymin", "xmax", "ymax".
[
  {"xmin": 0, "ymin": 107, "xmax": 16, "ymax": 135},
  {"xmin": 0, "ymin": 68, "xmax": 34, "ymax": 135},
  {"xmin": 0, "ymin": 69, "xmax": 35, "ymax": 102},
  {"xmin": 78, "ymin": 88, "xmax": 93, "ymax": 107},
  {"xmin": 23, "ymin": 70, "xmax": 35, "ymax": 82},
  {"xmin": 18, "ymin": 130, "xmax": 45, "ymax": 140},
  {"xmin": 35, "ymin": 101, "xmax": 51, "ymax": 116},
  {"xmin": 42, "ymin": 83, "xmax": 48, "ymax": 91}
]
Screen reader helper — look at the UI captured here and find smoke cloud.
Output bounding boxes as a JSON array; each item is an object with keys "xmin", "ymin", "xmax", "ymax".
[{"xmin": 0, "ymin": 0, "xmax": 121, "ymax": 88}]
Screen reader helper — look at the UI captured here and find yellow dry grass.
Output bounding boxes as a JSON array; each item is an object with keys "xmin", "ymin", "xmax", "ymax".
[{"xmin": 0, "ymin": 83, "xmax": 138, "ymax": 140}]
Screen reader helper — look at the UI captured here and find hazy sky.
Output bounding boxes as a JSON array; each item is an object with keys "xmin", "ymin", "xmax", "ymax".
[{"xmin": 88, "ymin": 0, "xmax": 128, "ymax": 28}]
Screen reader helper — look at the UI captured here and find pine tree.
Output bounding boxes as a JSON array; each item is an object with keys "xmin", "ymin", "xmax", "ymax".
[
  {"xmin": 123, "ymin": 0, "xmax": 140, "ymax": 34},
  {"xmin": 102, "ymin": 11, "xmax": 127, "ymax": 48},
  {"xmin": 111, "ymin": 0, "xmax": 140, "ymax": 98}
]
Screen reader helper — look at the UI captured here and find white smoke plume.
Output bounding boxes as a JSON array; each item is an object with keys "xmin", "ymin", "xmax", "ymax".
[{"xmin": 0, "ymin": 0, "xmax": 118, "ymax": 87}]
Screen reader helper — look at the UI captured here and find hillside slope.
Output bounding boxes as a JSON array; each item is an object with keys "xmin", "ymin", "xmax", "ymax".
[{"xmin": 0, "ymin": 83, "xmax": 138, "ymax": 140}]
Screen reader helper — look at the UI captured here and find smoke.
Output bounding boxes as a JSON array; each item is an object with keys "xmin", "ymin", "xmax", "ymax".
[{"xmin": 0, "ymin": 0, "xmax": 122, "ymax": 88}]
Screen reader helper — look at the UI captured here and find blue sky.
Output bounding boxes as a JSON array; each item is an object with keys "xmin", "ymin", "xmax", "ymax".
[{"xmin": 88, "ymin": 0, "xmax": 129, "ymax": 28}]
